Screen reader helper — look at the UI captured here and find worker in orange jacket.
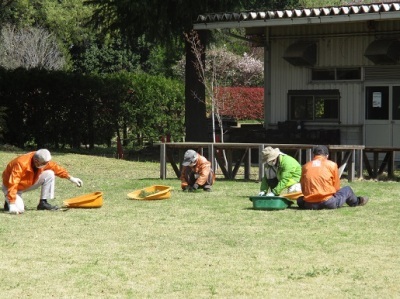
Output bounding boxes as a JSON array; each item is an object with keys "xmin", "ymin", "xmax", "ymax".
[
  {"xmin": 2, "ymin": 149, "xmax": 83, "ymax": 214},
  {"xmin": 180, "ymin": 149, "xmax": 215, "ymax": 192},
  {"xmin": 298, "ymin": 145, "xmax": 368, "ymax": 209}
]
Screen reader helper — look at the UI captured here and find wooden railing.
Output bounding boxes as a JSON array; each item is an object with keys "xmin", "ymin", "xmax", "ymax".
[{"xmin": 157, "ymin": 142, "xmax": 366, "ymax": 182}]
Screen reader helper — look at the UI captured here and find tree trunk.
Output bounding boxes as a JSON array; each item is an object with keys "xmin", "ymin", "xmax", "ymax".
[{"xmin": 184, "ymin": 30, "xmax": 209, "ymax": 142}]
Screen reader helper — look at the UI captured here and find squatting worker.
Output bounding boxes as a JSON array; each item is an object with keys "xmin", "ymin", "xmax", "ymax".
[
  {"xmin": 259, "ymin": 146, "xmax": 301, "ymax": 196},
  {"xmin": 180, "ymin": 149, "xmax": 215, "ymax": 192},
  {"xmin": 297, "ymin": 145, "xmax": 368, "ymax": 210},
  {"xmin": 2, "ymin": 149, "xmax": 83, "ymax": 214}
]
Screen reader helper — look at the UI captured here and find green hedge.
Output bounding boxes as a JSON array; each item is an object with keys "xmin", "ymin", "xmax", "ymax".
[{"xmin": 0, "ymin": 68, "xmax": 185, "ymax": 149}]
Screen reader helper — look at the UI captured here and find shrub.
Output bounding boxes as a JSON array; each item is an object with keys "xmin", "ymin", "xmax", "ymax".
[{"xmin": 215, "ymin": 87, "xmax": 264, "ymax": 121}]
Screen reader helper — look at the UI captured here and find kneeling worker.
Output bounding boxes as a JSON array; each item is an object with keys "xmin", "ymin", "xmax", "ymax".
[
  {"xmin": 180, "ymin": 149, "xmax": 215, "ymax": 192},
  {"xmin": 259, "ymin": 146, "xmax": 302, "ymax": 196}
]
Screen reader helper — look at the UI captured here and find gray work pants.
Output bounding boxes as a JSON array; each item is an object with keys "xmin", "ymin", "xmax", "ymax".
[{"xmin": 2, "ymin": 170, "xmax": 55, "ymax": 212}]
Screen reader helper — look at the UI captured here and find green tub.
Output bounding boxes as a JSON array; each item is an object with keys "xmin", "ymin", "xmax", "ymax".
[{"xmin": 249, "ymin": 196, "xmax": 294, "ymax": 211}]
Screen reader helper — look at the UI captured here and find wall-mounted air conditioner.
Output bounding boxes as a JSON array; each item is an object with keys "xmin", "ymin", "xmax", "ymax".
[
  {"xmin": 283, "ymin": 41, "xmax": 317, "ymax": 67},
  {"xmin": 364, "ymin": 39, "xmax": 400, "ymax": 65}
]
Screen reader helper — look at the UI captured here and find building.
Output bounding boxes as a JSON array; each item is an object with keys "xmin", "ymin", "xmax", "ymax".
[{"xmin": 191, "ymin": 1, "xmax": 400, "ymax": 148}]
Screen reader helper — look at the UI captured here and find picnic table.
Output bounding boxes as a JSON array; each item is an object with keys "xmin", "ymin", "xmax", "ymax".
[
  {"xmin": 157, "ymin": 142, "xmax": 364, "ymax": 182},
  {"xmin": 328, "ymin": 145, "xmax": 365, "ymax": 180},
  {"xmin": 363, "ymin": 147, "xmax": 400, "ymax": 178}
]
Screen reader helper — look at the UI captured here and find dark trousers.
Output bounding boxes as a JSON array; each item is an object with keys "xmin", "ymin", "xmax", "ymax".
[
  {"xmin": 183, "ymin": 169, "xmax": 214, "ymax": 189},
  {"xmin": 297, "ymin": 186, "xmax": 359, "ymax": 210},
  {"xmin": 267, "ymin": 178, "xmax": 278, "ymax": 190}
]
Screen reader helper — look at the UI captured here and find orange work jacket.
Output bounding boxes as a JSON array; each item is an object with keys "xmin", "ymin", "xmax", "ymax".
[
  {"xmin": 300, "ymin": 155, "xmax": 340, "ymax": 203},
  {"xmin": 180, "ymin": 154, "xmax": 215, "ymax": 189},
  {"xmin": 2, "ymin": 151, "xmax": 70, "ymax": 203}
]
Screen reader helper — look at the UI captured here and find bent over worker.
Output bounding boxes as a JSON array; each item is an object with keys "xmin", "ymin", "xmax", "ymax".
[
  {"xmin": 259, "ymin": 146, "xmax": 302, "ymax": 196},
  {"xmin": 180, "ymin": 149, "xmax": 215, "ymax": 192},
  {"xmin": 2, "ymin": 149, "xmax": 83, "ymax": 214}
]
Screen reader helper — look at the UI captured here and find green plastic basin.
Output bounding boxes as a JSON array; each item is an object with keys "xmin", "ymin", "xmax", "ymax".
[{"xmin": 249, "ymin": 196, "xmax": 293, "ymax": 211}]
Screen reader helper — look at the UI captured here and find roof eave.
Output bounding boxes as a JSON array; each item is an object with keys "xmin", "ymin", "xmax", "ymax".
[{"xmin": 193, "ymin": 11, "xmax": 400, "ymax": 30}]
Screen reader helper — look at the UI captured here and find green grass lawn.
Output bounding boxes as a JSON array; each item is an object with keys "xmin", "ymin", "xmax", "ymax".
[{"xmin": 0, "ymin": 150, "xmax": 399, "ymax": 298}]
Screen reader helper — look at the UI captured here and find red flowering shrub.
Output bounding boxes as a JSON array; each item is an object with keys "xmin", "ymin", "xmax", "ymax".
[{"xmin": 215, "ymin": 87, "xmax": 264, "ymax": 121}]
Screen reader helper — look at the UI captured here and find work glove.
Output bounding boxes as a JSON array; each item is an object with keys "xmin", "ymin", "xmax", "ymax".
[
  {"xmin": 189, "ymin": 183, "xmax": 199, "ymax": 192},
  {"xmin": 258, "ymin": 191, "xmax": 266, "ymax": 196},
  {"xmin": 69, "ymin": 177, "xmax": 83, "ymax": 187},
  {"xmin": 288, "ymin": 183, "xmax": 301, "ymax": 193},
  {"xmin": 266, "ymin": 192, "xmax": 275, "ymax": 197},
  {"xmin": 9, "ymin": 203, "xmax": 21, "ymax": 214}
]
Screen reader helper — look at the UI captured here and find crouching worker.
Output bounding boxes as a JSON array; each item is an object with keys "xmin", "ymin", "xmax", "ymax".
[
  {"xmin": 3, "ymin": 149, "xmax": 83, "ymax": 214},
  {"xmin": 180, "ymin": 149, "xmax": 215, "ymax": 192},
  {"xmin": 298, "ymin": 145, "xmax": 368, "ymax": 210},
  {"xmin": 259, "ymin": 146, "xmax": 301, "ymax": 196}
]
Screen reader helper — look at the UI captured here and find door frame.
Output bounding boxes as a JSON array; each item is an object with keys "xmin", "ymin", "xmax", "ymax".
[{"xmin": 364, "ymin": 83, "xmax": 400, "ymax": 147}]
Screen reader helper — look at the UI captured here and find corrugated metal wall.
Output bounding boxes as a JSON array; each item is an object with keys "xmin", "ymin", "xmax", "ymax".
[
  {"xmin": 269, "ymin": 37, "xmax": 365, "ymax": 124},
  {"xmin": 266, "ymin": 20, "xmax": 400, "ymax": 144}
]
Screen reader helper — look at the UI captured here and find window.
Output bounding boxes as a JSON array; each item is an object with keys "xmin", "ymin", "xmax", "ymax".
[
  {"xmin": 312, "ymin": 67, "xmax": 361, "ymax": 81},
  {"xmin": 393, "ymin": 86, "xmax": 400, "ymax": 120},
  {"xmin": 311, "ymin": 69, "xmax": 335, "ymax": 80},
  {"xmin": 288, "ymin": 90, "xmax": 340, "ymax": 121},
  {"xmin": 336, "ymin": 68, "xmax": 361, "ymax": 80}
]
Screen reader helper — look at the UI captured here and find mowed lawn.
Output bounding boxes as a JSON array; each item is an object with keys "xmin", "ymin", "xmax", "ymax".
[{"xmin": 0, "ymin": 150, "xmax": 399, "ymax": 299}]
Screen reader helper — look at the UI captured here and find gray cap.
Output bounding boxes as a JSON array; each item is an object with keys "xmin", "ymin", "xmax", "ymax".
[
  {"xmin": 182, "ymin": 149, "xmax": 198, "ymax": 166},
  {"xmin": 34, "ymin": 149, "xmax": 52, "ymax": 163},
  {"xmin": 313, "ymin": 145, "xmax": 329, "ymax": 156}
]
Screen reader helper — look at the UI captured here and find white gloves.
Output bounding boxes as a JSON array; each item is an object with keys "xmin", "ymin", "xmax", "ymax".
[
  {"xmin": 69, "ymin": 176, "xmax": 83, "ymax": 187},
  {"xmin": 288, "ymin": 183, "xmax": 301, "ymax": 193},
  {"xmin": 9, "ymin": 203, "xmax": 21, "ymax": 214},
  {"xmin": 259, "ymin": 191, "xmax": 275, "ymax": 196}
]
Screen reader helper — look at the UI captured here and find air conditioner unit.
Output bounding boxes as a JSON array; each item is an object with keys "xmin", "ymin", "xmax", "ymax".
[
  {"xmin": 283, "ymin": 41, "xmax": 317, "ymax": 67},
  {"xmin": 364, "ymin": 39, "xmax": 400, "ymax": 64}
]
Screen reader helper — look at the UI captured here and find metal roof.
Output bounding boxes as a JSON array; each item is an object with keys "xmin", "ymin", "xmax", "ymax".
[{"xmin": 194, "ymin": 1, "xmax": 400, "ymax": 30}]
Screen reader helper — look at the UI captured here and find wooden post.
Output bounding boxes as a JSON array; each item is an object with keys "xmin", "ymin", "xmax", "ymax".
[
  {"xmin": 258, "ymin": 144, "xmax": 265, "ymax": 181},
  {"xmin": 160, "ymin": 143, "xmax": 166, "ymax": 179}
]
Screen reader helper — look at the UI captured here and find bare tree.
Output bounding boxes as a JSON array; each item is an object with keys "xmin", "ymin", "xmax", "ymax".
[
  {"xmin": 0, "ymin": 24, "xmax": 65, "ymax": 70},
  {"xmin": 182, "ymin": 30, "xmax": 263, "ymax": 141},
  {"xmin": 184, "ymin": 30, "xmax": 224, "ymax": 144}
]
